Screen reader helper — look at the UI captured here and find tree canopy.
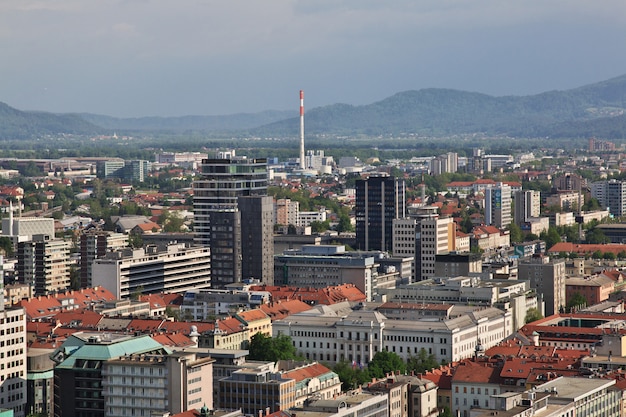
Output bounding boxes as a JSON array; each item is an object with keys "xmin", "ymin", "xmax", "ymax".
[{"xmin": 247, "ymin": 333, "xmax": 301, "ymax": 362}]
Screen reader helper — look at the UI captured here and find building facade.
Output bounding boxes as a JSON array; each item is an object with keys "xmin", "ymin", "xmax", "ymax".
[
  {"xmin": 0, "ymin": 305, "xmax": 27, "ymax": 417},
  {"xmin": 103, "ymin": 351, "xmax": 214, "ymax": 416},
  {"xmin": 16, "ymin": 235, "xmax": 71, "ymax": 296},
  {"xmin": 518, "ymin": 255, "xmax": 566, "ymax": 316},
  {"xmin": 274, "ymin": 245, "xmax": 378, "ymax": 301},
  {"xmin": 238, "ymin": 196, "xmax": 274, "ymax": 284},
  {"xmin": 514, "ymin": 190, "xmax": 541, "ymax": 225},
  {"xmin": 484, "ymin": 183, "xmax": 512, "ymax": 228},
  {"xmin": 79, "ymin": 230, "xmax": 128, "ymax": 288},
  {"xmin": 356, "ymin": 174, "xmax": 406, "ymax": 252},
  {"xmin": 92, "ymin": 244, "xmax": 211, "ymax": 298},
  {"xmin": 193, "ymin": 154, "xmax": 269, "ymax": 288},
  {"xmin": 52, "ymin": 333, "xmax": 171, "ymax": 417}
]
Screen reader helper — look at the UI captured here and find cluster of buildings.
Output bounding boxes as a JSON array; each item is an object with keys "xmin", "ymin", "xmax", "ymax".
[{"xmin": 4, "ymin": 140, "xmax": 626, "ymax": 417}]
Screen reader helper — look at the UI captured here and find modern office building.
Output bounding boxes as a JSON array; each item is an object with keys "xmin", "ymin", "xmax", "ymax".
[
  {"xmin": 393, "ymin": 206, "xmax": 454, "ymax": 282},
  {"xmin": 518, "ymin": 254, "xmax": 566, "ymax": 316},
  {"xmin": 355, "ymin": 174, "xmax": 406, "ymax": 252},
  {"xmin": 92, "ymin": 244, "xmax": 211, "ymax": 298},
  {"xmin": 103, "ymin": 351, "xmax": 214, "ymax": 416},
  {"xmin": 16, "ymin": 234, "xmax": 71, "ymax": 296},
  {"xmin": 591, "ymin": 179, "xmax": 626, "ymax": 217},
  {"xmin": 514, "ymin": 190, "xmax": 541, "ymax": 225},
  {"xmin": 2, "ymin": 214, "xmax": 55, "ymax": 245},
  {"xmin": 239, "ymin": 196, "xmax": 274, "ymax": 284},
  {"xmin": 52, "ymin": 333, "xmax": 171, "ymax": 417},
  {"xmin": 95, "ymin": 159, "xmax": 149, "ymax": 182},
  {"xmin": 274, "ymin": 245, "xmax": 379, "ymax": 301},
  {"xmin": 79, "ymin": 230, "xmax": 128, "ymax": 288},
  {"xmin": 26, "ymin": 348, "xmax": 55, "ymax": 417},
  {"xmin": 484, "ymin": 183, "xmax": 512, "ymax": 228},
  {"xmin": 193, "ymin": 153, "xmax": 269, "ymax": 288},
  {"xmin": 218, "ymin": 367, "xmax": 296, "ymax": 415},
  {"xmin": 95, "ymin": 159, "xmax": 126, "ymax": 180}
]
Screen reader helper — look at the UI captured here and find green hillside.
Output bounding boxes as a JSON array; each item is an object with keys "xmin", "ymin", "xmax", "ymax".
[
  {"xmin": 0, "ymin": 102, "xmax": 102, "ymax": 139},
  {"xmin": 2, "ymin": 73, "xmax": 626, "ymax": 139}
]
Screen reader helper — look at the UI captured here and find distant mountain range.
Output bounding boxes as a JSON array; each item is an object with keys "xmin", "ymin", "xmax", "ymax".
[{"xmin": 2, "ymin": 74, "xmax": 626, "ymax": 140}]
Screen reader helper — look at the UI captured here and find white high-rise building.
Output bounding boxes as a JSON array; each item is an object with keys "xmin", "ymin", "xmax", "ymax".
[
  {"xmin": 0, "ymin": 303, "xmax": 27, "ymax": 417},
  {"xmin": 514, "ymin": 190, "xmax": 541, "ymax": 225},
  {"xmin": 485, "ymin": 183, "xmax": 512, "ymax": 228},
  {"xmin": 591, "ymin": 179, "xmax": 626, "ymax": 217}
]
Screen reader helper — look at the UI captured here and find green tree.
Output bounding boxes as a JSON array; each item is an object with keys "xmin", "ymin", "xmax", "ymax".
[
  {"xmin": 582, "ymin": 197, "xmax": 601, "ymax": 211},
  {"xmin": 335, "ymin": 214, "xmax": 354, "ymax": 233},
  {"xmin": 69, "ymin": 265, "xmax": 80, "ymax": 290},
  {"xmin": 248, "ymin": 333, "xmax": 301, "ymax": 362},
  {"xmin": 159, "ymin": 209, "xmax": 185, "ymax": 232},
  {"xmin": 164, "ymin": 306, "xmax": 180, "ymax": 321},
  {"xmin": 439, "ymin": 406, "xmax": 453, "ymax": 417},
  {"xmin": 333, "ymin": 361, "xmax": 371, "ymax": 391},
  {"xmin": 540, "ymin": 227, "xmax": 561, "ymax": 250},
  {"xmin": 128, "ymin": 232, "xmax": 143, "ymax": 248},
  {"xmin": 525, "ymin": 307, "xmax": 543, "ymax": 324},
  {"xmin": 586, "ymin": 228, "xmax": 610, "ymax": 244},
  {"xmin": 367, "ymin": 350, "xmax": 406, "ymax": 378},
  {"xmin": 508, "ymin": 223, "xmax": 523, "ymax": 243},
  {"xmin": 524, "ymin": 233, "xmax": 539, "ymax": 242},
  {"xmin": 407, "ymin": 348, "xmax": 440, "ymax": 374},
  {"xmin": 0, "ymin": 236, "xmax": 14, "ymax": 256},
  {"xmin": 310, "ymin": 220, "xmax": 331, "ymax": 233},
  {"xmin": 567, "ymin": 292, "xmax": 587, "ymax": 311},
  {"xmin": 604, "ymin": 252, "xmax": 617, "ymax": 260}
]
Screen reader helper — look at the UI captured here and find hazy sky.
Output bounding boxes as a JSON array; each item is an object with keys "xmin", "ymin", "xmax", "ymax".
[{"xmin": 2, "ymin": 1, "xmax": 626, "ymax": 117}]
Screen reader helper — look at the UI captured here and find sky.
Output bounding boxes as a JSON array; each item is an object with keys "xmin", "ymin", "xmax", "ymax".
[{"xmin": 1, "ymin": 1, "xmax": 626, "ymax": 118}]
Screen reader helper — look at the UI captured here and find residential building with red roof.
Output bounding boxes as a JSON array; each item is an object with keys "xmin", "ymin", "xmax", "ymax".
[
  {"xmin": 548, "ymin": 242, "xmax": 626, "ymax": 257},
  {"xmin": 451, "ymin": 360, "xmax": 505, "ymax": 415},
  {"xmin": 280, "ymin": 362, "xmax": 341, "ymax": 407},
  {"xmin": 235, "ymin": 309, "xmax": 272, "ymax": 338},
  {"xmin": 16, "ymin": 286, "xmax": 116, "ymax": 321},
  {"xmin": 565, "ymin": 275, "xmax": 615, "ymax": 308},
  {"xmin": 471, "ymin": 225, "xmax": 510, "ymax": 252},
  {"xmin": 259, "ymin": 299, "xmax": 312, "ymax": 321}
]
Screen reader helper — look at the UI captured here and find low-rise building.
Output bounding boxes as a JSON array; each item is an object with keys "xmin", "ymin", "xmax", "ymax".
[
  {"xmin": 92, "ymin": 244, "xmax": 211, "ymax": 299},
  {"xmin": 565, "ymin": 275, "xmax": 615, "ymax": 308}
]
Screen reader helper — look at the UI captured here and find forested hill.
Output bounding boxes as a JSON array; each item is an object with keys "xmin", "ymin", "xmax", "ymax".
[
  {"xmin": 0, "ymin": 102, "xmax": 102, "ymax": 139},
  {"xmin": 253, "ymin": 74, "xmax": 626, "ymax": 138},
  {"xmin": 2, "ymin": 73, "xmax": 626, "ymax": 139}
]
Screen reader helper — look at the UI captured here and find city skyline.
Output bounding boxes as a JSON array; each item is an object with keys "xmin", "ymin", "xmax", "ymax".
[{"xmin": 1, "ymin": 1, "xmax": 626, "ymax": 118}]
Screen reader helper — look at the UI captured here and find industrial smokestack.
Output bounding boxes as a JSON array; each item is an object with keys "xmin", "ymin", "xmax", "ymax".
[{"xmin": 299, "ymin": 90, "xmax": 305, "ymax": 170}]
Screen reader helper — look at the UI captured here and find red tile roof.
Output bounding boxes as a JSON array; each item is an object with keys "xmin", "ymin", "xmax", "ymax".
[
  {"xmin": 452, "ymin": 361, "xmax": 503, "ymax": 385},
  {"xmin": 237, "ymin": 309, "xmax": 270, "ymax": 323},
  {"xmin": 17, "ymin": 287, "xmax": 116, "ymax": 320},
  {"xmin": 250, "ymin": 284, "xmax": 366, "ymax": 305},
  {"xmin": 548, "ymin": 242, "xmax": 626, "ymax": 255},
  {"xmin": 281, "ymin": 362, "xmax": 333, "ymax": 382},
  {"xmin": 259, "ymin": 300, "xmax": 313, "ymax": 320}
]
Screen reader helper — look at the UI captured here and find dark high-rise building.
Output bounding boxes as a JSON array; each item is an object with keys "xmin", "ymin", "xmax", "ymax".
[
  {"xmin": 193, "ymin": 152, "xmax": 270, "ymax": 288},
  {"xmin": 355, "ymin": 174, "xmax": 406, "ymax": 252},
  {"xmin": 239, "ymin": 195, "xmax": 274, "ymax": 284}
]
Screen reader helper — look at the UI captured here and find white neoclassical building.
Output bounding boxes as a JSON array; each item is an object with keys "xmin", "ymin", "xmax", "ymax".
[{"xmin": 273, "ymin": 302, "xmax": 512, "ymax": 365}]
